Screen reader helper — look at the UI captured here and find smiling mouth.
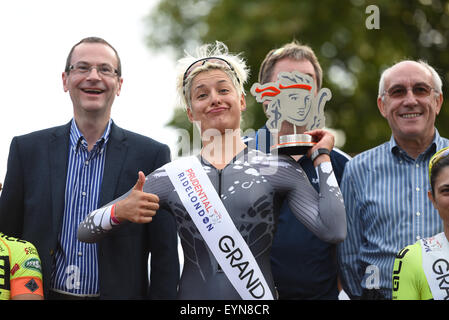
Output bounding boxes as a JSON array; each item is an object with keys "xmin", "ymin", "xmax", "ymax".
[
  {"xmin": 400, "ymin": 113, "xmax": 422, "ymax": 119},
  {"xmin": 208, "ymin": 107, "xmax": 228, "ymax": 114},
  {"xmin": 81, "ymin": 88, "xmax": 104, "ymax": 95}
]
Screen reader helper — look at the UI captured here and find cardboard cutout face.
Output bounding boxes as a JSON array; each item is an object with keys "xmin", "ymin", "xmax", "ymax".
[{"xmin": 251, "ymin": 71, "xmax": 332, "ymax": 133}]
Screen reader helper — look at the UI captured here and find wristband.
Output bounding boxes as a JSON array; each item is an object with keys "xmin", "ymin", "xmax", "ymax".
[
  {"xmin": 110, "ymin": 204, "xmax": 121, "ymax": 225},
  {"xmin": 311, "ymin": 148, "xmax": 330, "ymax": 163}
]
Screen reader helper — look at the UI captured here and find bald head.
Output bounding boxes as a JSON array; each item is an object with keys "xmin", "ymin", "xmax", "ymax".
[{"xmin": 378, "ymin": 60, "xmax": 442, "ymax": 98}]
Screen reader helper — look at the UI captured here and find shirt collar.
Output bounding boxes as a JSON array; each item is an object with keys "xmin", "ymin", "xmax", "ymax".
[
  {"xmin": 69, "ymin": 118, "xmax": 112, "ymax": 153},
  {"xmin": 389, "ymin": 128, "xmax": 441, "ymax": 161}
]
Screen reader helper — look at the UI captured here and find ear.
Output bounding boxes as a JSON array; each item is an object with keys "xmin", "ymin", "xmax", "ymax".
[
  {"xmin": 377, "ymin": 96, "xmax": 387, "ymax": 118},
  {"xmin": 240, "ymin": 93, "xmax": 246, "ymax": 111},
  {"xmin": 186, "ymin": 107, "xmax": 194, "ymax": 123},
  {"xmin": 428, "ymin": 190, "xmax": 437, "ymax": 207},
  {"xmin": 116, "ymin": 77, "xmax": 123, "ymax": 96},
  {"xmin": 435, "ymin": 92, "xmax": 443, "ymax": 115},
  {"xmin": 62, "ymin": 72, "xmax": 69, "ymax": 92}
]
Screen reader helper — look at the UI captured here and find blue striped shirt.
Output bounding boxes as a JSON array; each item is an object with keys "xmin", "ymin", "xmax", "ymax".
[
  {"xmin": 338, "ymin": 129, "xmax": 449, "ymax": 299},
  {"xmin": 51, "ymin": 119, "xmax": 111, "ymax": 296}
]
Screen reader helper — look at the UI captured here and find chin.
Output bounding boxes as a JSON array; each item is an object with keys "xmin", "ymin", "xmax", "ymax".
[{"xmin": 81, "ymin": 104, "xmax": 107, "ymax": 112}]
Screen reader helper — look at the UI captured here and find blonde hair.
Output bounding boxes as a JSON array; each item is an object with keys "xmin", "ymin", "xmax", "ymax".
[{"xmin": 176, "ymin": 41, "xmax": 249, "ymax": 110}]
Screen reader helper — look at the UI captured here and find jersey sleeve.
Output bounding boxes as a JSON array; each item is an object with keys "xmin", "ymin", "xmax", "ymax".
[
  {"xmin": 266, "ymin": 156, "xmax": 346, "ymax": 243},
  {"xmin": 9, "ymin": 241, "xmax": 43, "ymax": 299},
  {"xmin": 392, "ymin": 242, "xmax": 430, "ymax": 300}
]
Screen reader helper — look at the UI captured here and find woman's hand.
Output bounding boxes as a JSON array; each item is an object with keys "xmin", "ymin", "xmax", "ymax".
[{"xmin": 114, "ymin": 171, "xmax": 159, "ymax": 224}]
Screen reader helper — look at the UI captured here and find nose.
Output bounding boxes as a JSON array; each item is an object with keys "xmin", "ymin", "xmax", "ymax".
[
  {"xmin": 402, "ymin": 88, "xmax": 418, "ymax": 105},
  {"xmin": 85, "ymin": 67, "xmax": 102, "ymax": 80},
  {"xmin": 210, "ymin": 89, "xmax": 222, "ymax": 105}
]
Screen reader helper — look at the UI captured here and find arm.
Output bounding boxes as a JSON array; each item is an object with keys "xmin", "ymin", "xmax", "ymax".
[
  {"xmin": 10, "ymin": 241, "xmax": 44, "ymax": 300},
  {"xmin": 77, "ymin": 171, "xmax": 160, "ymax": 243},
  {"xmin": 285, "ymin": 129, "xmax": 346, "ymax": 243}
]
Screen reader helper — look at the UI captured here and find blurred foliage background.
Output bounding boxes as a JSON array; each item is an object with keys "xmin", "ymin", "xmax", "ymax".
[{"xmin": 144, "ymin": 0, "xmax": 449, "ymax": 155}]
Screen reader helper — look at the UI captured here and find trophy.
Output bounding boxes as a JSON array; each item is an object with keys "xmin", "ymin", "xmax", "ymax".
[{"xmin": 250, "ymin": 71, "xmax": 332, "ymax": 155}]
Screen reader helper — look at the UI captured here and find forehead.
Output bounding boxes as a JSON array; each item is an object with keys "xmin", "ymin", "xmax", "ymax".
[
  {"xmin": 434, "ymin": 166, "xmax": 449, "ymax": 188},
  {"xmin": 271, "ymin": 58, "xmax": 316, "ymax": 82},
  {"xmin": 70, "ymin": 42, "xmax": 118, "ymax": 66},
  {"xmin": 191, "ymin": 69, "xmax": 234, "ymax": 88},
  {"xmin": 384, "ymin": 61, "xmax": 433, "ymax": 88}
]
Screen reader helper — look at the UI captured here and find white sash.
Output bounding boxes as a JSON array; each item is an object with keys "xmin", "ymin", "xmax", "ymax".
[
  {"xmin": 420, "ymin": 232, "xmax": 449, "ymax": 300},
  {"xmin": 164, "ymin": 156, "xmax": 274, "ymax": 300}
]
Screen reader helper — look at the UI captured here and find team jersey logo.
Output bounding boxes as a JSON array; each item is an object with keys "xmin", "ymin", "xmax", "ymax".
[{"xmin": 23, "ymin": 258, "xmax": 41, "ymax": 273}]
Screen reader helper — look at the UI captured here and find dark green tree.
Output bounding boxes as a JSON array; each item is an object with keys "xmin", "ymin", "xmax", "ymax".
[{"xmin": 145, "ymin": 0, "xmax": 449, "ymax": 154}]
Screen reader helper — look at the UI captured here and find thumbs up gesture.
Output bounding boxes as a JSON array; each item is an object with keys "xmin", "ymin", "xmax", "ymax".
[{"xmin": 114, "ymin": 171, "xmax": 160, "ymax": 224}]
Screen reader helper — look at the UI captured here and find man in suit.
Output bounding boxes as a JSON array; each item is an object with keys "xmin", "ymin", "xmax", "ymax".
[
  {"xmin": 0, "ymin": 37, "xmax": 179, "ymax": 299},
  {"xmin": 246, "ymin": 41, "xmax": 351, "ymax": 299}
]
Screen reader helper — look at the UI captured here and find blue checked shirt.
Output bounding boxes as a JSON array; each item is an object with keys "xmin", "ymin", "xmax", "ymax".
[
  {"xmin": 51, "ymin": 119, "xmax": 111, "ymax": 296},
  {"xmin": 338, "ymin": 129, "xmax": 449, "ymax": 299}
]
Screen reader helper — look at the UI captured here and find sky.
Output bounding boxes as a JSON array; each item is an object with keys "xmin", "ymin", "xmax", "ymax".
[{"xmin": 0, "ymin": 0, "xmax": 180, "ymax": 184}]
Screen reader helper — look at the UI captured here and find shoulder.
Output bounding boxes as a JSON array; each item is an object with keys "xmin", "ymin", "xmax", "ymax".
[
  {"xmin": 0, "ymin": 233, "xmax": 39, "ymax": 260},
  {"xmin": 247, "ymin": 149, "xmax": 308, "ymax": 182},
  {"xmin": 330, "ymin": 147, "xmax": 351, "ymax": 179},
  {"xmin": 247, "ymin": 148, "xmax": 295, "ymax": 167},
  {"xmin": 396, "ymin": 241, "xmax": 422, "ymax": 265},
  {"xmin": 330, "ymin": 147, "xmax": 352, "ymax": 163},
  {"xmin": 6, "ymin": 123, "xmax": 70, "ymax": 160},
  {"xmin": 439, "ymin": 136, "xmax": 449, "ymax": 149},
  {"xmin": 12, "ymin": 123, "xmax": 70, "ymax": 144},
  {"xmin": 344, "ymin": 142, "xmax": 390, "ymax": 172}
]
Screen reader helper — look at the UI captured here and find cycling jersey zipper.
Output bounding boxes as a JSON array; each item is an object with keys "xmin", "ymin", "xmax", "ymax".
[{"xmin": 218, "ymin": 169, "xmax": 222, "ymax": 197}]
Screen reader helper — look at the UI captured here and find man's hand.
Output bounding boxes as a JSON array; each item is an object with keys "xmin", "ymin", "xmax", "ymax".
[
  {"xmin": 114, "ymin": 171, "xmax": 159, "ymax": 224},
  {"xmin": 305, "ymin": 129, "xmax": 334, "ymax": 166}
]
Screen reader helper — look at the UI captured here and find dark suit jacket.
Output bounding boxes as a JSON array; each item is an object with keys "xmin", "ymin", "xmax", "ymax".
[{"xmin": 0, "ymin": 120, "xmax": 179, "ymax": 299}]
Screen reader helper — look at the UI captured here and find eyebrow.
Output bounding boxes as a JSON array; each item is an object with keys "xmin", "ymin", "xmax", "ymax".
[
  {"xmin": 437, "ymin": 184, "xmax": 449, "ymax": 192},
  {"xmin": 388, "ymin": 81, "xmax": 431, "ymax": 89},
  {"xmin": 192, "ymin": 79, "xmax": 230, "ymax": 91}
]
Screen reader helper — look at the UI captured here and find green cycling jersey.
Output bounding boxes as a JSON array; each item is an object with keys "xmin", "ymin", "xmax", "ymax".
[
  {"xmin": 0, "ymin": 232, "xmax": 43, "ymax": 300},
  {"xmin": 392, "ymin": 240, "xmax": 433, "ymax": 300}
]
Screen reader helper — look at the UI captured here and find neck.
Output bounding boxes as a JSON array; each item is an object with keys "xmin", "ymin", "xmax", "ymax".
[
  {"xmin": 394, "ymin": 131, "xmax": 435, "ymax": 159},
  {"xmin": 74, "ymin": 115, "xmax": 110, "ymax": 151},
  {"xmin": 201, "ymin": 129, "xmax": 246, "ymax": 169}
]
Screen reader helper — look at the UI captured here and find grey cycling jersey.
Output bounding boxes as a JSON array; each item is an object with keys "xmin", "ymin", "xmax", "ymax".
[{"xmin": 78, "ymin": 148, "xmax": 346, "ymax": 299}]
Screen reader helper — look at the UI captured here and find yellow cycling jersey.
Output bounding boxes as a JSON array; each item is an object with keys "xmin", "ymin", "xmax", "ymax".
[
  {"xmin": 0, "ymin": 233, "xmax": 43, "ymax": 300},
  {"xmin": 392, "ymin": 241, "xmax": 433, "ymax": 300}
]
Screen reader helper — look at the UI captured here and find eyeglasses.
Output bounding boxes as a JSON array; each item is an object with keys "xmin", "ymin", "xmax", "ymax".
[
  {"xmin": 69, "ymin": 62, "xmax": 118, "ymax": 77},
  {"xmin": 429, "ymin": 147, "xmax": 449, "ymax": 180},
  {"xmin": 382, "ymin": 83, "xmax": 436, "ymax": 99},
  {"xmin": 182, "ymin": 57, "xmax": 240, "ymax": 94}
]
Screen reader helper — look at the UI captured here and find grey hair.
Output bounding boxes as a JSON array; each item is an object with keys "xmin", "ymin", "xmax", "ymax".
[
  {"xmin": 176, "ymin": 41, "xmax": 249, "ymax": 110},
  {"xmin": 378, "ymin": 60, "xmax": 443, "ymax": 99}
]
